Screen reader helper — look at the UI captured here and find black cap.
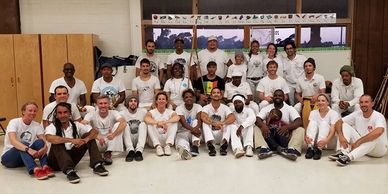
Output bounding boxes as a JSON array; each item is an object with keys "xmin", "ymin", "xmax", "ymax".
[
  {"xmin": 175, "ymin": 37, "xmax": 184, "ymax": 43},
  {"xmin": 100, "ymin": 63, "xmax": 112, "ymax": 70}
]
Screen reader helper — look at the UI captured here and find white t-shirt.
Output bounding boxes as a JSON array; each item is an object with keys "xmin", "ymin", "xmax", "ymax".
[
  {"xmin": 166, "ymin": 51, "xmax": 195, "ymax": 78},
  {"xmin": 231, "ymin": 106, "xmax": 256, "ymax": 128},
  {"xmin": 295, "ymin": 73, "xmax": 326, "ymax": 97},
  {"xmin": 176, "ymin": 103, "xmax": 202, "ymax": 132},
  {"xmin": 149, "ymin": 108, "xmax": 175, "ymax": 121},
  {"xmin": 224, "ymin": 82, "xmax": 252, "ymax": 100},
  {"xmin": 120, "ymin": 108, "xmax": 148, "ymax": 134},
  {"xmin": 135, "ymin": 53, "xmax": 165, "ymax": 78},
  {"xmin": 309, "ymin": 109, "xmax": 340, "ymax": 126},
  {"xmin": 198, "ymin": 49, "xmax": 230, "ymax": 78},
  {"xmin": 49, "ymin": 77, "xmax": 87, "ymax": 105},
  {"xmin": 83, "ymin": 110, "xmax": 122, "ymax": 136},
  {"xmin": 132, "ymin": 75, "xmax": 161, "ymax": 107},
  {"xmin": 256, "ymin": 76, "xmax": 290, "ymax": 96},
  {"xmin": 258, "ymin": 102, "xmax": 300, "ymax": 125},
  {"xmin": 2, "ymin": 118, "xmax": 44, "ymax": 156},
  {"xmin": 42, "ymin": 101, "xmax": 81, "ymax": 122},
  {"xmin": 91, "ymin": 77, "xmax": 126, "ymax": 106},
  {"xmin": 226, "ymin": 63, "xmax": 248, "ymax": 82},
  {"xmin": 343, "ymin": 110, "xmax": 387, "ymax": 139},
  {"xmin": 331, "ymin": 77, "xmax": 364, "ymax": 107},
  {"xmin": 246, "ymin": 53, "xmax": 266, "ymax": 78},
  {"xmin": 282, "ymin": 54, "xmax": 308, "ymax": 87},
  {"xmin": 45, "ymin": 121, "xmax": 92, "ymax": 150},
  {"xmin": 202, "ymin": 103, "xmax": 233, "ymax": 122},
  {"xmin": 163, "ymin": 78, "xmax": 193, "ymax": 106},
  {"xmin": 263, "ymin": 56, "xmax": 285, "ymax": 78}
]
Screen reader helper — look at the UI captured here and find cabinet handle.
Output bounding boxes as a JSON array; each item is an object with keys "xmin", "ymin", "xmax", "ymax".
[
  {"xmin": 11, "ymin": 77, "xmax": 14, "ymax": 83},
  {"xmin": 17, "ymin": 77, "xmax": 20, "ymax": 83}
]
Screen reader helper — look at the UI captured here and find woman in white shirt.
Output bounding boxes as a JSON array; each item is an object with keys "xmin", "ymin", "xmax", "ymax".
[
  {"xmin": 263, "ymin": 43, "xmax": 285, "ymax": 78},
  {"xmin": 164, "ymin": 62, "xmax": 193, "ymax": 109},
  {"xmin": 145, "ymin": 92, "xmax": 180, "ymax": 156},
  {"xmin": 246, "ymin": 40, "xmax": 265, "ymax": 102},
  {"xmin": 305, "ymin": 93, "xmax": 339, "ymax": 160},
  {"xmin": 1, "ymin": 102, "xmax": 54, "ymax": 180}
]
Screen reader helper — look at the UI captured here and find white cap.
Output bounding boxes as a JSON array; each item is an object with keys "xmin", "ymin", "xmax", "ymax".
[
  {"xmin": 232, "ymin": 95, "xmax": 245, "ymax": 103},
  {"xmin": 231, "ymin": 71, "xmax": 243, "ymax": 77},
  {"xmin": 207, "ymin": 35, "xmax": 217, "ymax": 41}
]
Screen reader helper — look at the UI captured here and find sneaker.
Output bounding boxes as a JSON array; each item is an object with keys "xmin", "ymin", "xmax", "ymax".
[
  {"xmin": 164, "ymin": 145, "xmax": 172, "ymax": 156},
  {"xmin": 305, "ymin": 147, "xmax": 314, "ymax": 159},
  {"xmin": 103, "ymin": 151, "xmax": 113, "ymax": 165},
  {"xmin": 34, "ymin": 168, "xmax": 48, "ymax": 180},
  {"xmin": 336, "ymin": 155, "xmax": 351, "ymax": 166},
  {"xmin": 125, "ymin": 150, "xmax": 135, "ymax": 162},
  {"xmin": 207, "ymin": 143, "xmax": 216, "ymax": 157},
  {"xmin": 234, "ymin": 149, "xmax": 245, "ymax": 158},
  {"xmin": 329, "ymin": 152, "xmax": 345, "ymax": 161},
  {"xmin": 278, "ymin": 147, "xmax": 297, "ymax": 161},
  {"xmin": 177, "ymin": 145, "xmax": 192, "ymax": 160},
  {"xmin": 258, "ymin": 147, "xmax": 273, "ymax": 159},
  {"xmin": 66, "ymin": 170, "xmax": 80, "ymax": 184},
  {"xmin": 313, "ymin": 148, "xmax": 322, "ymax": 160},
  {"xmin": 134, "ymin": 151, "xmax": 143, "ymax": 161},
  {"xmin": 43, "ymin": 166, "xmax": 55, "ymax": 177},
  {"xmin": 245, "ymin": 146, "xmax": 253, "ymax": 157},
  {"xmin": 190, "ymin": 145, "xmax": 199, "ymax": 157},
  {"xmin": 156, "ymin": 145, "xmax": 164, "ymax": 156},
  {"xmin": 93, "ymin": 164, "xmax": 109, "ymax": 176},
  {"xmin": 220, "ymin": 142, "xmax": 228, "ymax": 156}
]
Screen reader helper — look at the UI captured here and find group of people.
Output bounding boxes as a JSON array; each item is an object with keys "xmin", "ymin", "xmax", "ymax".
[{"xmin": 1, "ymin": 36, "xmax": 386, "ymax": 184}]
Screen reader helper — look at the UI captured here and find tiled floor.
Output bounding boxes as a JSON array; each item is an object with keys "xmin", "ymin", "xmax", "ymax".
[{"xmin": 1, "ymin": 136, "xmax": 388, "ymax": 194}]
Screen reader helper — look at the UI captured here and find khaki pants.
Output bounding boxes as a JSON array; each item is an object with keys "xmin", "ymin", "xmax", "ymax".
[{"xmin": 254, "ymin": 126, "xmax": 304, "ymax": 153}]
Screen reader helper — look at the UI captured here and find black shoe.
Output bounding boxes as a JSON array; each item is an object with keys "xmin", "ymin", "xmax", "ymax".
[
  {"xmin": 329, "ymin": 152, "xmax": 344, "ymax": 161},
  {"xmin": 103, "ymin": 151, "xmax": 113, "ymax": 165},
  {"xmin": 134, "ymin": 151, "xmax": 143, "ymax": 161},
  {"xmin": 207, "ymin": 143, "xmax": 216, "ymax": 156},
  {"xmin": 66, "ymin": 170, "xmax": 80, "ymax": 184},
  {"xmin": 336, "ymin": 155, "xmax": 351, "ymax": 166},
  {"xmin": 278, "ymin": 147, "xmax": 297, "ymax": 161},
  {"xmin": 125, "ymin": 150, "xmax": 135, "ymax": 162},
  {"xmin": 93, "ymin": 164, "xmax": 109, "ymax": 176},
  {"xmin": 305, "ymin": 147, "xmax": 314, "ymax": 159},
  {"xmin": 190, "ymin": 145, "xmax": 199, "ymax": 157},
  {"xmin": 220, "ymin": 142, "xmax": 228, "ymax": 156},
  {"xmin": 313, "ymin": 148, "xmax": 322, "ymax": 160},
  {"xmin": 258, "ymin": 147, "xmax": 273, "ymax": 160}
]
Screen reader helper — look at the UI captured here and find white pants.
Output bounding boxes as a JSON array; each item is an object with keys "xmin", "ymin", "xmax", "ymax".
[
  {"xmin": 259, "ymin": 100, "xmax": 271, "ymax": 110},
  {"xmin": 231, "ymin": 125, "xmax": 254, "ymax": 151},
  {"xmin": 96, "ymin": 122, "xmax": 127, "ymax": 153},
  {"xmin": 123, "ymin": 122, "xmax": 147, "ymax": 152},
  {"xmin": 306, "ymin": 120, "xmax": 331, "ymax": 147},
  {"xmin": 147, "ymin": 122, "xmax": 178, "ymax": 147},
  {"xmin": 228, "ymin": 103, "xmax": 260, "ymax": 115},
  {"xmin": 337, "ymin": 123, "xmax": 388, "ymax": 160},
  {"xmin": 294, "ymin": 102, "xmax": 302, "ymax": 113},
  {"xmin": 287, "ymin": 85, "xmax": 297, "ymax": 106},
  {"xmin": 175, "ymin": 120, "xmax": 201, "ymax": 151},
  {"xmin": 332, "ymin": 103, "xmax": 360, "ymax": 114},
  {"xmin": 247, "ymin": 79, "xmax": 260, "ymax": 102},
  {"xmin": 80, "ymin": 105, "xmax": 95, "ymax": 118},
  {"xmin": 202, "ymin": 123, "xmax": 232, "ymax": 145}
]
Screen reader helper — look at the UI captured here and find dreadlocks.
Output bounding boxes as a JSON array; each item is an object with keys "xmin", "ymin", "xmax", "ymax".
[{"xmin": 52, "ymin": 102, "xmax": 78, "ymax": 139}]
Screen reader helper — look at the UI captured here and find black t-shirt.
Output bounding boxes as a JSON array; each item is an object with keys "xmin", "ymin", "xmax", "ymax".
[{"xmin": 194, "ymin": 75, "xmax": 225, "ymax": 95}]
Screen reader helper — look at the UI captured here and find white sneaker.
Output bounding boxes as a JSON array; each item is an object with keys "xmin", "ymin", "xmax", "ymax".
[
  {"xmin": 245, "ymin": 146, "xmax": 253, "ymax": 157},
  {"xmin": 177, "ymin": 145, "xmax": 192, "ymax": 160},
  {"xmin": 234, "ymin": 149, "xmax": 245, "ymax": 158},
  {"xmin": 156, "ymin": 145, "xmax": 164, "ymax": 156},
  {"xmin": 164, "ymin": 145, "xmax": 172, "ymax": 156}
]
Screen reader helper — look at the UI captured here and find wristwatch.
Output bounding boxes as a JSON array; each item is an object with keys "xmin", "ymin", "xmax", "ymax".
[{"xmin": 25, "ymin": 147, "xmax": 29, "ymax": 152}]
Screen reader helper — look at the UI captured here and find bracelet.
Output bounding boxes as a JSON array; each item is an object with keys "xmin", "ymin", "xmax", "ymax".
[{"xmin": 25, "ymin": 147, "xmax": 29, "ymax": 152}]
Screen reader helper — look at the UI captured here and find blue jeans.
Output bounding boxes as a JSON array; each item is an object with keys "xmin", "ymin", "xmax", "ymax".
[{"xmin": 1, "ymin": 139, "xmax": 48, "ymax": 174}]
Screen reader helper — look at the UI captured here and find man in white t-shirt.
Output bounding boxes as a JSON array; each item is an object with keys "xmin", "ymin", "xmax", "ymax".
[
  {"xmin": 224, "ymin": 71, "xmax": 260, "ymax": 115},
  {"xmin": 91, "ymin": 63, "xmax": 126, "ymax": 111},
  {"xmin": 166, "ymin": 37, "xmax": 196, "ymax": 79},
  {"xmin": 197, "ymin": 35, "xmax": 232, "ymax": 78},
  {"xmin": 132, "ymin": 58, "xmax": 161, "ymax": 109},
  {"xmin": 45, "ymin": 102, "xmax": 108, "ymax": 184},
  {"xmin": 294, "ymin": 58, "xmax": 326, "ymax": 113},
  {"xmin": 201, "ymin": 87, "xmax": 236, "ymax": 156},
  {"xmin": 230, "ymin": 95, "xmax": 256, "ymax": 158},
  {"xmin": 175, "ymin": 89, "xmax": 202, "ymax": 160},
  {"xmin": 255, "ymin": 89, "xmax": 304, "ymax": 161},
  {"xmin": 42, "ymin": 85, "xmax": 82, "ymax": 129},
  {"xmin": 135, "ymin": 39, "xmax": 165, "ymax": 82},
  {"xmin": 81, "ymin": 95, "xmax": 128, "ymax": 165},
  {"xmin": 282, "ymin": 42, "xmax": 308, "ymax": 106},
  {"xmin": 331, "ymin": 95, "xmax": 387, "ymax": 166},
  {"xmin": 331, "ymin": 65, "xmax": 364, "ymax": 116},
  {"xmin": 120, "ymin": 95, "xmax": 148, "ymax": 162},
  {"xmin": 257, "ymin": 60, "xmax": 290, "ymax": 110}
]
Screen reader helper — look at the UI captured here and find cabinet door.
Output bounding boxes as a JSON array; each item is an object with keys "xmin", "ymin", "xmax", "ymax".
[
  {"xmin": 67, "ymin": 34, "xmax": 96, "ymax": 104},
  {"xmin": 41, "ymin": 34, "xmax": 68, "ymax": 105},
  {"xmin": 0, "ymin": 35, "xmax": 18, "ymax": 126},
  {"xmin": 13, "ymin": 35, "xmax": 43, "ymax": 121}
]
